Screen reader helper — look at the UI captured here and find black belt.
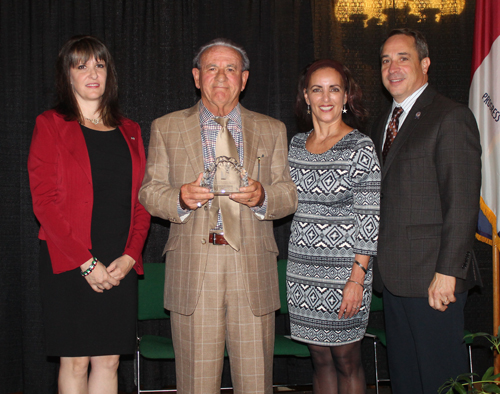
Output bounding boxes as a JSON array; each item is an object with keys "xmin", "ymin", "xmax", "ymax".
[{"xmin": 209, "ymin": 233, "xmax": 229, "ymax": 245}]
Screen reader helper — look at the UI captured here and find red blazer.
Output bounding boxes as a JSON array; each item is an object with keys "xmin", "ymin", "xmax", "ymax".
[{"xmin": 28, "ymin": 110, "xmax": 150, "ymax": 274}]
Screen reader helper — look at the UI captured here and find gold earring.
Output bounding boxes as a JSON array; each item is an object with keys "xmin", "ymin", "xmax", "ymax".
[{"xmin": 307, "ymin": 105, "xmax": 311, "ymax": 115}]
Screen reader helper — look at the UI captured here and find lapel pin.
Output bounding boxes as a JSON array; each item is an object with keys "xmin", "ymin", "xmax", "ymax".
[
  {"xmin": 415, "ymin": 112, "xmax": 421, "ymax": 119},
  {"xmin": 131, "ymin": 136, "xmax": 136, "ymax": 140}
]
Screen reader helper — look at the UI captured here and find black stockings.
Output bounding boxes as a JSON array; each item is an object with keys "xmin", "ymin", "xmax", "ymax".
[{"xmin": 308, "ymin": 341, "xmax": 366, "ymax": 394}]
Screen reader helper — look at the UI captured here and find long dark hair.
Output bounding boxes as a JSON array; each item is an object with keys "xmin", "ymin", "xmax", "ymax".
[
  {"xmin": 295, "ymin": 59, "xmax": 368, "ymax": 131},
  {"xmin": 54, "ymin": 35, "xmax": 121, "ymax": 127}
]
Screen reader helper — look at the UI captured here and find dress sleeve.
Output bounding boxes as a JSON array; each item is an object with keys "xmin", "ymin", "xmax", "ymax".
[{"xmin": 350, "ymin": 138, "xmax": 381, "ymax": 256}]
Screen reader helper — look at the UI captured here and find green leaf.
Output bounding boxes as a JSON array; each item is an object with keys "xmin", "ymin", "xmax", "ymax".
[
  {"xmin": 454, "ymin": 372, "xmax": 479, "ymax": 382},
  {"xmin": 482, "ymin": 383, "xmax": 500, "ymax": 393},
  {"xmin": 469, "ymin": 332, "xmax": 490, "ymax": 339},
  {"xmin": 438, "ymin": 381, "xmax": 455, "ymax": 394},
  {"xmin": 450, "ymin": 382, "xmax": 467, "ymax": 394},
  {"xmin": 483, "ymin": 367, "xmax": 495, "ymax": 380},
  {"xmin": 489, "ymin": 372, "xmax": 500, "ymax": 380}
]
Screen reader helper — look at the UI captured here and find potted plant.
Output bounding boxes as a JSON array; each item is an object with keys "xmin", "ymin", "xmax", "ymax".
[{"xmin": 439, "ymin": 328, "xmax": 500, "ymax": 393}]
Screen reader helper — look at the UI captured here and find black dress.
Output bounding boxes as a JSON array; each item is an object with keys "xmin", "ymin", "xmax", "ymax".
[{"xmin": 39, "ymin": 125, "xmax": 137, "ymax": 357}]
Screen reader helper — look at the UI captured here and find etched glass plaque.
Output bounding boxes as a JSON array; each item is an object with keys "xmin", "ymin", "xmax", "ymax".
[{"xmin": 200, "ymin": 156, "xmax": 248, "ymax": 196}]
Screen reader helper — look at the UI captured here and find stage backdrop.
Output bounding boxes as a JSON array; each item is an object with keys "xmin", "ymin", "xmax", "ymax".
[{"xmin": 0, "ymin": 1, "xmax": 490, "ymax": 393}]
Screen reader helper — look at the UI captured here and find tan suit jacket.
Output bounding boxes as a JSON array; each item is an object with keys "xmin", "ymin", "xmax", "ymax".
[{"xmin": 139, "ymin": 102, "xmax": 297, "ymax": 316}]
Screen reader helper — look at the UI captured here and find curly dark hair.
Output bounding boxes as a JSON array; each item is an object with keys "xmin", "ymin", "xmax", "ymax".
[
  {"xmin": 54, "ymin": 35, "xmax": 121, "ymax": 127},
  {"xmin": 295, "ymin": 59, "xmax": 368, "ymax": 131}
]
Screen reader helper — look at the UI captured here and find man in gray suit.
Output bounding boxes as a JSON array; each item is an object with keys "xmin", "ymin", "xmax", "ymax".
[
  {"xmin": 139, "ymin": 38, "xmax": 297, "ymax": 394},
  {"xmin": 370, "ymin": 28, "xmax": 481, "ymax": 393}
]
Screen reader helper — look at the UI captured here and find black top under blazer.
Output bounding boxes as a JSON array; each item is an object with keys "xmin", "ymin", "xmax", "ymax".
[{"xmin": 370, "ymin": 85, "xmax": 482, "ymax": 297}]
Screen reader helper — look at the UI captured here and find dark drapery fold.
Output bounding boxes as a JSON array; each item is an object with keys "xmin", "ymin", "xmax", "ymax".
[{"xmin": 0, "ymin": 0, "xmax": 493, "ymax": 393}]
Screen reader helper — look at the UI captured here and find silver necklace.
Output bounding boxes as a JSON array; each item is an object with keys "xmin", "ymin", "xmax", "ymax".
[{"xmin": 84, "ymin": 117, "xmax": 101, "ymax": 125}]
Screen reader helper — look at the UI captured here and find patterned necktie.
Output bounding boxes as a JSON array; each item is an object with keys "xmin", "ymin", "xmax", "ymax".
[
  {"xmin": 382, "ymin": 107, "xmax": 404, "ymax": 163},
  {"xmin": 209, "ymin": 117, "xmax": 241, "ymax": 251}
]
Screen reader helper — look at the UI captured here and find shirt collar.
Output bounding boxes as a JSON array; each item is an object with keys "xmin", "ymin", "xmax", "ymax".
[
  {"xmin": 392, "ymin": 83, "xmax": 428, "ymax": 114},
  {"xmin": 199, "ymin": 100, "xmax": 242, "ymax": 129}
]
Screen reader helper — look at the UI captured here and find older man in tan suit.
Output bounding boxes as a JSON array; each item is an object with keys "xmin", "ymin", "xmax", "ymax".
[{"xmin": 139, "ymin": 38, "xmax": 297, "ymax": 394}]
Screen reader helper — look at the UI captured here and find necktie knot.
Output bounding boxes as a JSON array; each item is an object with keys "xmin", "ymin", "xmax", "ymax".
[
  {"xmin": 214, "ymin": 116, "xmax": 229, "ymax": 128},
  {"xmin": 214, "ymin": 116, "xmax": 238, "ymax": 160},
  {"xmin": 391, "ymin": 106, "xmax": 404, "ymax": 122}
]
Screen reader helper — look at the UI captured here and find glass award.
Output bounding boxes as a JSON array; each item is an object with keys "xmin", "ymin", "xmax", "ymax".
[{"xmin": 200, "ymin": 156, "xmax": 248, "ymax": 196}]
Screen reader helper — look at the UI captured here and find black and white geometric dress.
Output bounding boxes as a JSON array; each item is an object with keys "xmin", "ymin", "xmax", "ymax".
[{"xmin": 287, "ymin": 130, "xmax": 381, "ymax": 346}]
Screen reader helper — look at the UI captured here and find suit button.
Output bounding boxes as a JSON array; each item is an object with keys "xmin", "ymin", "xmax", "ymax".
[
  {"xmin": 204, "ymin": 205, "xmax": 208, "ymax": 211},
  {"xmin": 380, "ymin": 192, "xmax": 384, "ymax": 199},
  {"xmin": 201, "ymin": 239, "xmax": 207, "ymax": 244}
]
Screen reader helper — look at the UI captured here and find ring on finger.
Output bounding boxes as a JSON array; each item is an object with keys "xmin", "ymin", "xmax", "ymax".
[{"xmin": 197, "ymin": 202, "xmax": 202, "ymax": 208}]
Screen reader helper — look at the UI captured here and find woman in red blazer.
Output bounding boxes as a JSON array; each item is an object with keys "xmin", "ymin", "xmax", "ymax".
[{"xmin": 28, "ymin": 36, "xmax": 150, "ymax": 394}]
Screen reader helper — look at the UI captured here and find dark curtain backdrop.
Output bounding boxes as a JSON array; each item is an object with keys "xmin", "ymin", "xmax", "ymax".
[{"xmin": 0, "ymin": 1, "xmax": 492, "ymax": 393}]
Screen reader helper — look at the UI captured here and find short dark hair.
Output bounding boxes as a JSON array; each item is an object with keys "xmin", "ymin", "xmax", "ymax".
[
  {"xmin": 193, "ymin": 38, "xmax": 250, "ymax": 71},
  {"xmin": 295, "ymin": 59, "xmax": 368, "ymax": 131},
  {"xmin": 380, "ymin": 28, "xmax": 429, "ymax": 61},
  {"xmin": 54, "ymin": 35, "xmax": 121, "ymax": 127}
]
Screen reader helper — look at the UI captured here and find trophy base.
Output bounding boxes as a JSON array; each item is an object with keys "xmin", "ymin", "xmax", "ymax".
[{"xmin": 212, "ymin": 191, "xmax": 242, "ymax": 196}]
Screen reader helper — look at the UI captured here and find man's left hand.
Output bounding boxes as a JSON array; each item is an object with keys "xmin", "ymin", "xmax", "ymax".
[
  {"xmin": 428, "ymin": 272, "xmax": 456, "ymax": 312},
  {"xmin": 230, "ymin": 178, "xmax": 265, "ymax": 208}
]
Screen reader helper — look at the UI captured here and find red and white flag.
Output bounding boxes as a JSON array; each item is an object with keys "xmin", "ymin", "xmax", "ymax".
[{"xmin": 470, "ymin": 0, "xmax": 500, "ymax": 248}]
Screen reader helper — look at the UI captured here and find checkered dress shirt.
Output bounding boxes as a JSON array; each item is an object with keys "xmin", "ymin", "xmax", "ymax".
[{"xmin": 199, "ymin": 102, "xmax": 244, "ymax": 168}]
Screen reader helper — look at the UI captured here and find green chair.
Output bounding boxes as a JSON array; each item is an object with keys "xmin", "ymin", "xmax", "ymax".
[
  {"xmin": 135, "ymin": 262, "xmax": 175, "ymax": 394},
  {"xmin": 275, "ymin": 259, "xmax": 310, "ymax": 358}
]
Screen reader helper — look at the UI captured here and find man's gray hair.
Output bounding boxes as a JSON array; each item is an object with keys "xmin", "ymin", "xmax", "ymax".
[{"xmin": 193, "ymin": 38, "xmax": 250, "ymax": 71}]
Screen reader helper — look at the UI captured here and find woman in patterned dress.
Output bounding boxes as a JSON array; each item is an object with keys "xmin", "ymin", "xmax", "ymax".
[{"xmin": 287, "ymin": 59, "xmax": 381, "ymax": 393}]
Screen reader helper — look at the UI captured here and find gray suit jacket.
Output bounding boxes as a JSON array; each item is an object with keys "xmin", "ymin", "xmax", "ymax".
[
  {"xmin": 370, "ymin": 86, "xmax": 482, "ymax": 297},
  {"xmin": 139, "ymin": 102, "xmax": 297, "ymax": 315}
]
